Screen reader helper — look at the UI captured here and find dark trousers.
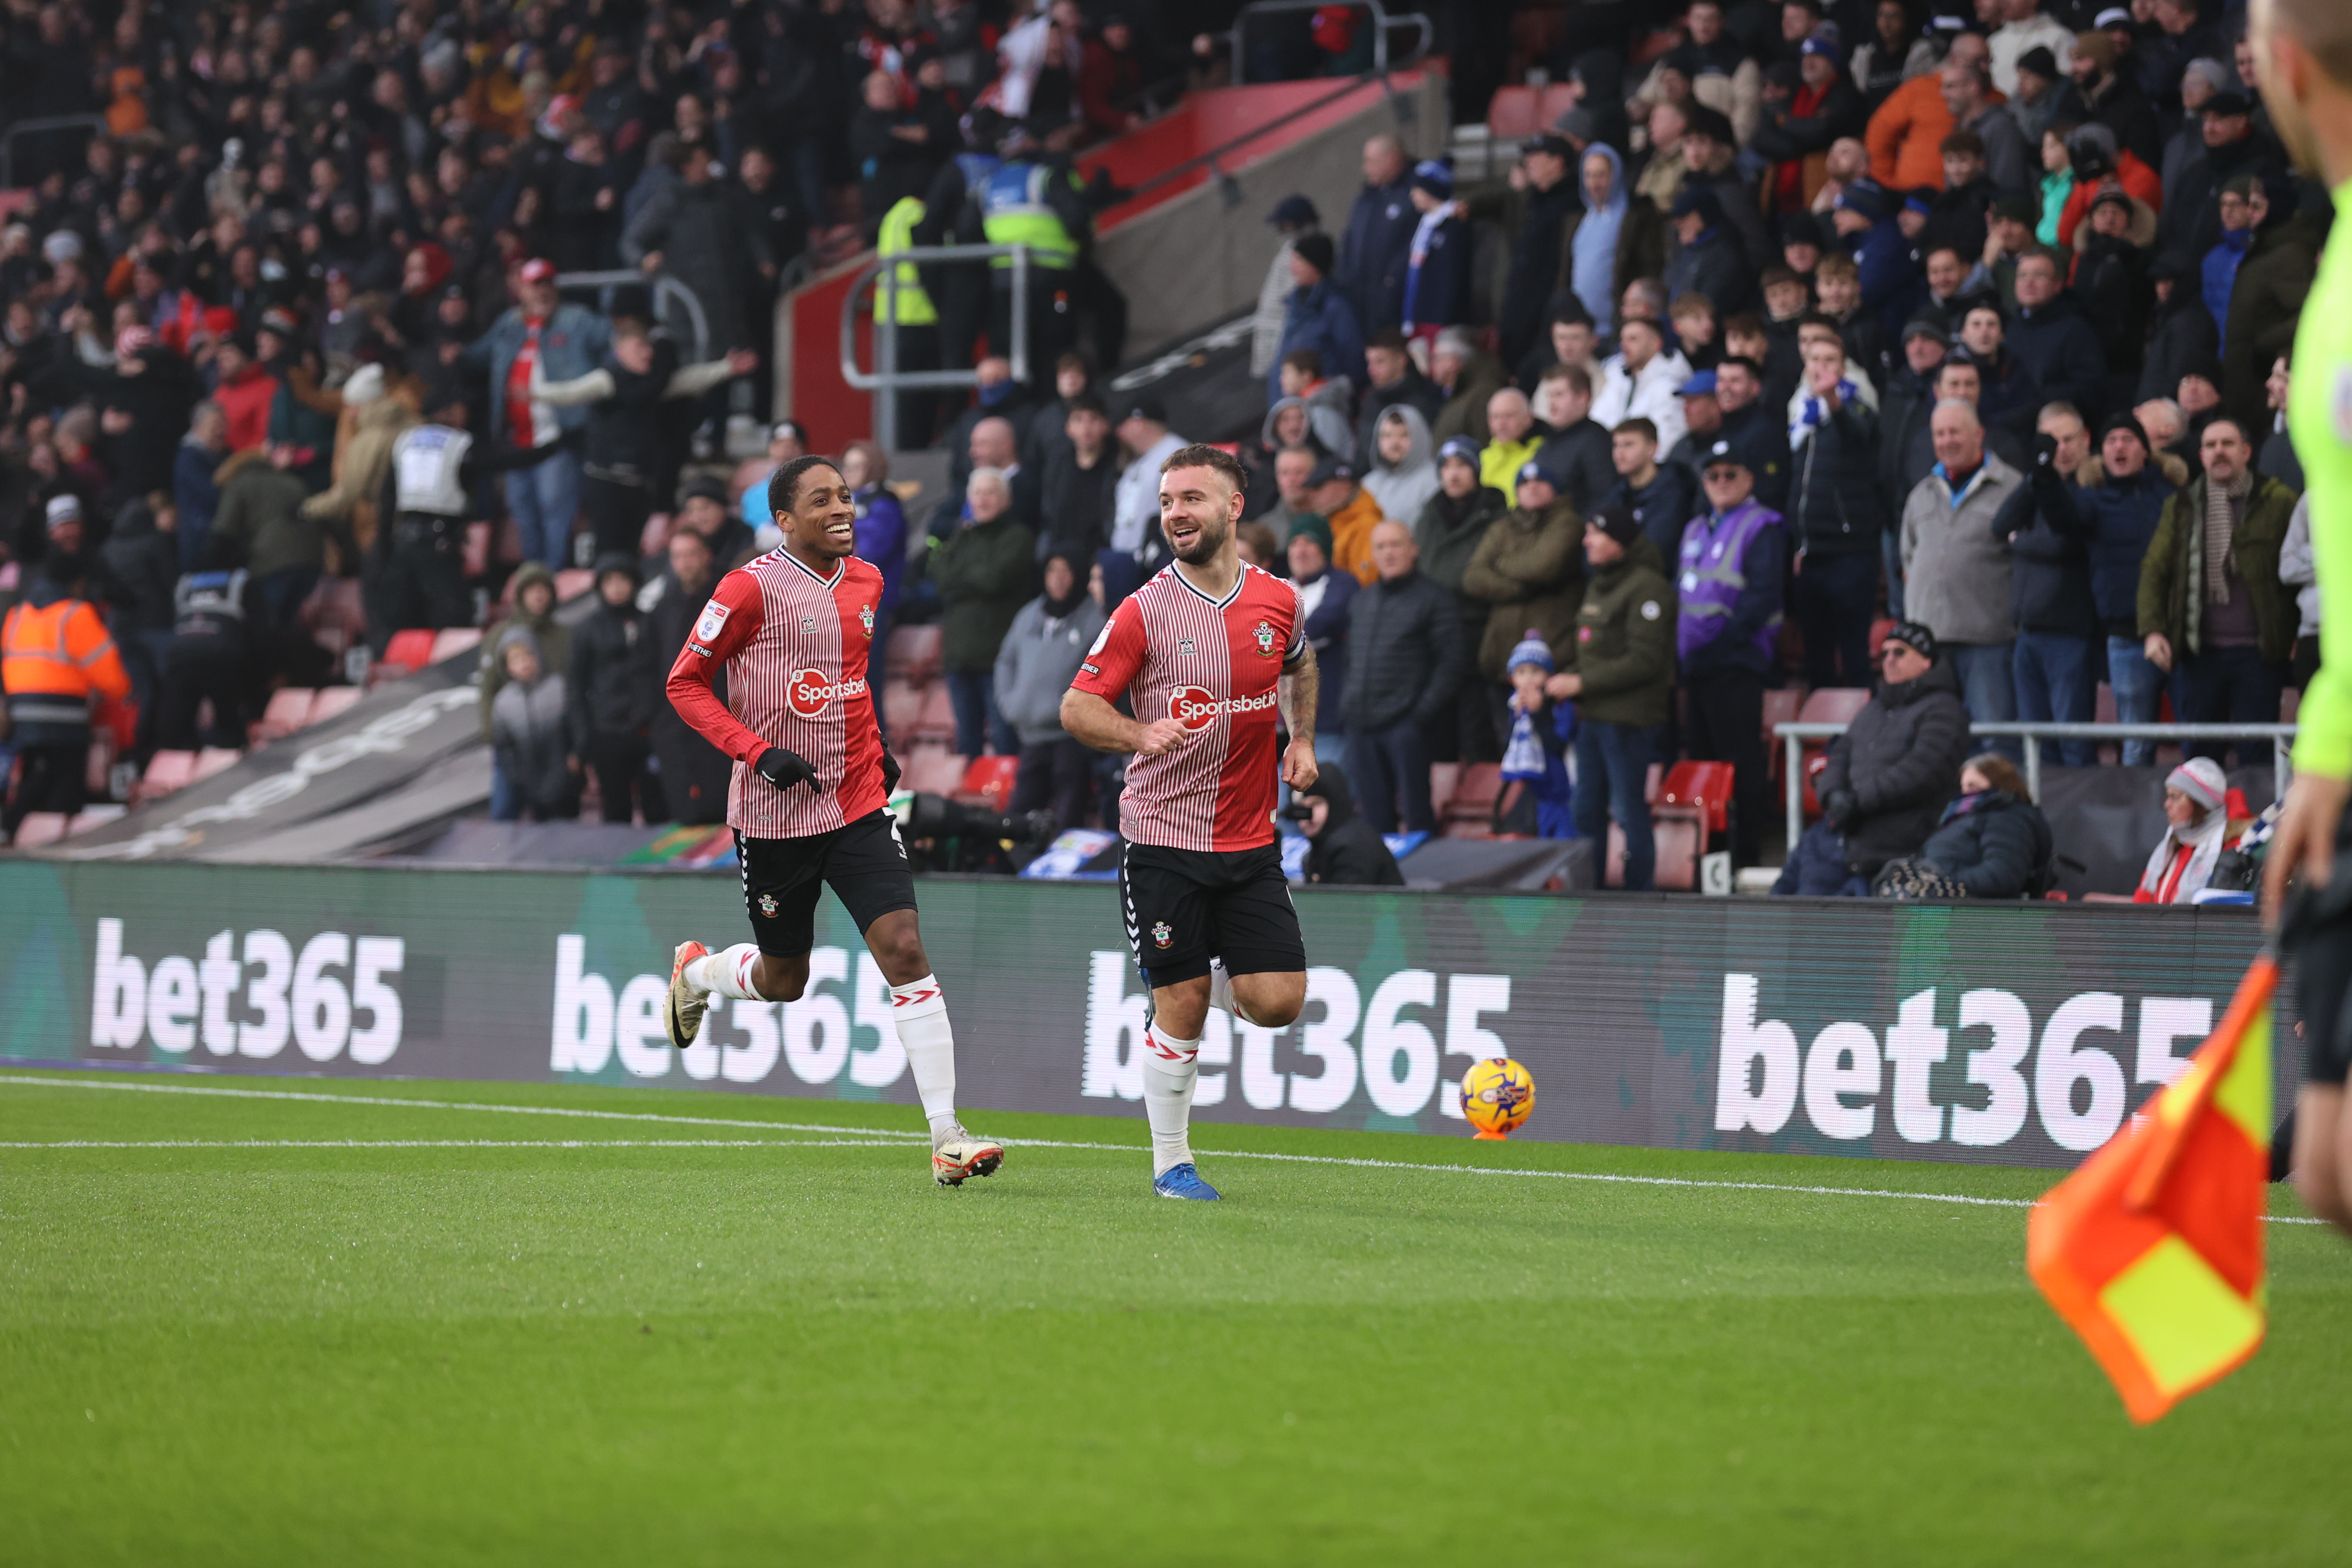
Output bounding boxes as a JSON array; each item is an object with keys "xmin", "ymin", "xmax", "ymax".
[
  {"xmin": 5, "ymin": 741, "xmax": 88, "ymax": 836},
  {"xmin": 1683, "ymin": 665, "xmax": 1768, "ymax": 866},
  {"xmin": 1010, "ymin": 735, "xmax": 1094, "ymax": 830},
  {"xmin": 583, "ymin": 731, "xmax": 668, "ymax": 825},
  {"xmin": 885, "ymin": 322, "xmax": 943, "ymax": 448},
  {"xmin": 989, "ymin": 271, "xmax": 1073, "ymax": 383},
  {"xmin": 945, "ymin": 669, "xmax": 1014, "ymax": 759},
  {"xmin": 581, "ymin": 476, "xmax": 652, "ymax": 562},
  {"xmin": 156, "ymin": 635, "xmax": 250, "ymax": 752},
  {"xmin": 1348, "ymin": 717, "xmax": 1434, "ymax": 834},
  {"xmin": 2178, "ymin": 644, "xmax": 2289, "ymax": 764},
  {"xmin": 1789, "ymin": 548, "xmax": 1877, "ymax": 689},
  {"xmin": 1423, "ymin": 661, "xmax": 1501, "ymax": 763},
  {"xmin": 366, "ymin": 514, "xmax": 475, "ymax": 657},
  {"xmin": 1575, "ymin": 719, "xmax": 1655, "ymax": 890}
]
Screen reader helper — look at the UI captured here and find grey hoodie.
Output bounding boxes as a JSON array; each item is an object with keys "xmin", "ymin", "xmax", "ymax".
[
  {"xmin": 993, "ymin": 591, "xmax": 1110, "ymax": 747},
  {"xmin": 1260, "ymin": 391, "xmax": 1354, "ymax": 466},
  {"xmin": 1360, "ymin": 403, "xmax": 1439, "ymax": 524}
]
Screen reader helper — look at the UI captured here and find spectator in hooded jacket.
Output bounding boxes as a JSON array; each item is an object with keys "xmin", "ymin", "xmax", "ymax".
[
  {"xmin": 1412, "ymin": 441, "xmax": 1509, "ymax": 763},
  {"xmin": 1876, "ymin": 753, "xmax": 2054, "ymax": 898},
  {"xmin": 1341, "ymin": 520, "xmax": 1466, "ymax": 835},
  {"xmin": 1362, "ymin": 405, "xmax": 1439, "ymax": 527},
  {"xmin": 2138, "ymin": 417, "xmax": 2298, "ymax": 762},
  {"xmin": 994, "ymin": 552, "xmax": 1107, "ymax": 832},
  {"xmin": 2042, "ymin": 412, "xmax": 2184, "ymax": 764},
  {"xmin": 1464, "ymin": 462, "xmax": 1585, "ymax": 731},
  {"xmin": 489, "ymin": 630, "xmax": 579, "ymax": 823},
  {"xmin": 566, "ymin": 553, "xmax": 667, "ymax": 826},
  {"xmin": 1564, "ymin": 145, "xmax": 1668, "ymax": 335},
  {"xmin": 1776, "ymin": 622, "xmax": 1971, "ymax": 894},
  {"xmin": 1663, "ymin": 185, "xmax": 1756, "ymax": 322},
  {"xmin": 1287, "ymin": 516, "xmax": 1357, "ymax": 757},
  {"xmin": 1828, "ymin": 178, "xmax": 1920, "ymax": 340},
  {"xmin": 1295, "ymin": 763, "xmax": 1405, "ymax": 886},
  {"xmin": 1550, "ymin": 504, "xmax": 1675, "ymax": 891},
  {"xmin": 1991, "ymin": 404, "xmax": 2102, "ymax": 766},
  {"xmin": 1400, "ymin": 159, "xmax": 1473, "ymax": 336}
]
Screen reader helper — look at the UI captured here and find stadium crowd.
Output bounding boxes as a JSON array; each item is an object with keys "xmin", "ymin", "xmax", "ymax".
[{"xmin": 0, "ymin": 0, "xmax": 2326, "ymax": 903}]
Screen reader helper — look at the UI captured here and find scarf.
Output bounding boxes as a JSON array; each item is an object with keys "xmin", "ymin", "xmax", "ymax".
[
  {"xmin": 1403, "ymin": 206, "xmax": 1450, "ymax": 330},
  {"xmin": 2137, "ymin": 803, "xmax": 2229, "ymax": 902},
  {"xmin": 2202, "ymin": 467, "xmax": 2251, "ymax": 608},
  {"xmin": 1569, "ymin": 143, "xmax": 1628, "ymax": 328}
]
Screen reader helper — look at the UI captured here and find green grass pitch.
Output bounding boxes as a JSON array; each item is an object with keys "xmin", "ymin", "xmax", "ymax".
[{"xmin": 4, "ymin": 1068, "xmax": 2349, "ymax": 1565}]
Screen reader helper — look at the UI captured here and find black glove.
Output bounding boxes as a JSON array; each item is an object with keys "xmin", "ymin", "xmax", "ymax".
[
  {"xmin": 1822, "ymin": 787, "xmax": 1859, "ymax": 830},
  {"xmin": 755, "ymin": 746, "xmax": 824, "ymax": 793},
  {"xmin": 879, "ymin": 748, "xmax": 902, "ymax": 796},
  {"xmin": 2033, "ymin": 430, "xmax": 2060, "ymax": 470}
]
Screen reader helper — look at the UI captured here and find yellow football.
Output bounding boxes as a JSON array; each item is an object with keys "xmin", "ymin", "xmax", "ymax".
[{"xmin": 1461, "ymin": 1056, "xmax": 1535, "ymax": 1137}]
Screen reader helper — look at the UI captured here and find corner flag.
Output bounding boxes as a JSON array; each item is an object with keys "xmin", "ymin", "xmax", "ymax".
[{"xmin": 2027, "ymin": 957, "xmax": 2275, "ymax": 1423}]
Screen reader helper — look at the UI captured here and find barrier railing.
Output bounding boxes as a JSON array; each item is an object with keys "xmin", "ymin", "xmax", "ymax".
[
  {"xmin": 837, "ymin": 242, "xmax": 1034, "ymax": 450},
  {"xmin": 1230, "ymin": 0, "xmax": 1434, "ymax": 83},
  {"xmin": 551, "ymin": 270, "xmax": 710, "ymax": 364},
  {"xmin": 1773, "ymin": 720, "xmax": 2299, "ymax": 848}
]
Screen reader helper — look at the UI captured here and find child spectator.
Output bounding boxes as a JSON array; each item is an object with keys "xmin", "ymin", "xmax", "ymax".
[{"xmin": 1499, "ymin": 632, "xmax": 1575, "ymax": 839}]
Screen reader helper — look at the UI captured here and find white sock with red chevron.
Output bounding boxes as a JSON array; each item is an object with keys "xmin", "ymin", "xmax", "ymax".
[
  {"xmin": 889, "ymin": 976, "xmax": 960, "ymax": 1139},
  {"xmin": 1143, "ymin": 1030, "xmax": 1200, "ymax": 1177},
  {"xmin": 689, "ymin": 944, "xmax": 763, "ymax": 1000}
]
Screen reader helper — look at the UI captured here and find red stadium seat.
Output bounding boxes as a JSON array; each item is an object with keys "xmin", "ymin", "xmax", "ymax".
[
  {"xmin": 1658, "ymin": 760, "xmax": 1735, "ymax": 837},
  {"xmin": 1486, "ymin": 85, "xmax": 1541, "ymax": 141},
  {"xmin": 1868, "ymin": 618, "xmax": 1898, "ymax": 659},
  {"xmin": 379, "ymin": 628, "xmax": 438, "ymax": 674},
  {"xmin": 1614, "ymin": 816, "xmax": 1705, "ymax": 890},
  {"xmin": 309, "ymin": 686, "xmax": 363, "ymax": 724},
  {"xmin": 138, "ymin": 750, "xmax": 196, "ymax": 802},
  {"xmin": 193, "ymin": 747, "xmax": 242, "ymax": 781},
  {"xmin": 911, "ymin": 683, "xmax": 957, "ymax": 745},
  {"xmin": 430, "ymin": 628, "xmax": 483, "ymax": 664},
  {"xmin": 10, "ymin": 812, "xmax": 68, "ymax": 847},
  {"xmin": 957, "ymin": 755, "xmax": 1020, "ymax": 812},
  {"xmin": 886, "ymin": 625, "xmax": 943, "ymax": 683},
  {"xmin": 1796, "ymin": 688, "xmax": 1871, "ymax": 725},
  {"xmin": 882, "ymin": 679, "xmax": 925, "ymax": 738},
  {"xmin": 1428, "ymin": 762, "xmax": 1461, "ymax": 819},
  {"xmin": 1761, "ymin": 686, "xmax": 1805, "ymax": 778},
  {"xmin": 1443, "ymin": 763, "xmax": 1503, "ymax": 830},
  {"xmin": 553, "ymin": 568, "xmax": 596, "ymax": 601},
  {"xmin": 905, "ymin": 745, "xmax": 966, "ymax": 796},
  {"xmin": 1537, "ymin": 83, "xmax": 1582, "ymax": 132},
  {"xmin": 256, "ymin": 687, "xmax": 318, "ymax": 740}
]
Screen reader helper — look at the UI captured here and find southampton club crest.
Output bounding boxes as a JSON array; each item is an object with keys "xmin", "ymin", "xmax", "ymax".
[
  {"xmin": 861, "ymin": 603, "xmax": 876, "ymax": 638},
  {"xmin": 1251, "ymin": 619, "xmax": 1277, "ymax": 658},
  {"xmin": 1151, "ymin": 920, "xmax": 1173, "ymax": 949},
  {"xmin": 759, "ymin": 894, "xmax": 779, "ymax": 918}
]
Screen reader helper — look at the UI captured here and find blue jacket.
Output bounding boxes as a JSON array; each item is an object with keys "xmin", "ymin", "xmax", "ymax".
[
  {"xmin": 1850, "ymin": 217, "xmax": 1922, "ymax": 339},
  {"xmin": 172, "ymin": 438, "xmax": 224, "ymax": 571},
  {"xmin": 2202, "ymin": 228, "xmax": 2254, "ymax": 351},
  {"xmin": 1402, "ymin": 211, "xmax": 1473, "ymax": 333},
  {"xmin": 2043, "ymin": 463, "xmax": 2174, "ymax": 636},
  {"xmin": 1271, "ymin": 279, "xmax": 1367, "ymax": 406},
  {"xmin": 1336, "ymin": 178, "xmax": 1418, "ymax": 334},
  {"xmin": 854, "ymin": 484, "xmax": 907, "ymax": 618},
  {"xmin": 1297, "ymin": 567, "xmax": 1357, "ymax": 737},
  {"xmin": 459, "ymin": 302, "xmax": 613, "ymax": 446}
]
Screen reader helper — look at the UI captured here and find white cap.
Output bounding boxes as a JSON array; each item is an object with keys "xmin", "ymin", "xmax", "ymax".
[
  {"xmin": 2093, "ymin": 6, "xmax": 2132, "ymax": 27},
  {"xmin": 41, "ymin": 228, "xmax": 83, "ymax": 263},
  {"xmin": 342, "ymin": 363, "xmax": 386, "ymax": 405},
  {"xmin": 45, "ymin": 493, "xmax": 82, "ymax": 528}
]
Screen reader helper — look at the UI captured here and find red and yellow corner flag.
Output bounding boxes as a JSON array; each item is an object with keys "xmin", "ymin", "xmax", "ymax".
[{"xmin": 2027, "ymin": 956, "xmax": 2275, "ymax": 1423}]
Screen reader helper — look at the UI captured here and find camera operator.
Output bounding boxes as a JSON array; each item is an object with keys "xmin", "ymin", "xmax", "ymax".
[{"xmin": 1287, "ymin": 763, "xmax": 1405, "ymax": 886}]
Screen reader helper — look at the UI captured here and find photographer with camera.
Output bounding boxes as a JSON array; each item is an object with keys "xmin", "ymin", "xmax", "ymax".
[{"xmin": 1286, "ymin": 763, "xmax": 1405, "ymax": 887}]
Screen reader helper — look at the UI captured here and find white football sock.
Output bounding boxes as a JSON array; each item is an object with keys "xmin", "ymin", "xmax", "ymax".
[
  {"xmin": 890, "ymin": 975, "xmax": 962, "ymax": 1140},
  {"xmin": 689, "ymin": 944, "xmax": 763, "ymax": 1000},
  {"xmin": 1207, "ymin": 959, "xmax": 1263, "ymax": 1027},
  {"xmin": 1143, "ymin": 1030, "xmax": 1201, "ymax": 1177}
]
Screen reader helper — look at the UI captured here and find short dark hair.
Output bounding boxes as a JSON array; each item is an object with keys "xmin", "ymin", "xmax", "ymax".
[
  {"xmin": 1068, "ymin": 391, "xmax": 1107, "ymax": 417},
  {"xmin": 1159, "ymin": 443, "xmax": 1249, "ymax": 495},
  {"xmin": 1540, "ymin": 362, "xmax": 1593, "ymax": 396},
  {"xmin": 1281, "ymin": 347, "xmax": 1324, "ymax": 378},
  {"xmin": 1366, "ymin": 327, "xmax": 1410, "ymax": 353},
  {"xmin": 1724, "ymin": 312, "xmax": 1767, "ymax": 338},
  {"xmin": 1614, "ymin": 416, "xmax": 1660, "ymax": 444},
  {"xmin": 1940, "ymin": 129, "xmax": 1986, "ymax": 159},
  {"xmin": 767, "ymin": 453, "xmax": 841, "ymax": 516},
  {"xmin": 1718, "ymin": 354, "xmax": 1764, "ymax": 380}
]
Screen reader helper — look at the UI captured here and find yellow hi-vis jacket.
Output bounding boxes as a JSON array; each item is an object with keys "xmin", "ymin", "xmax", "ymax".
[{"xmin": 876, "ymin": 196, "xmax": 939, "ymax": 326}]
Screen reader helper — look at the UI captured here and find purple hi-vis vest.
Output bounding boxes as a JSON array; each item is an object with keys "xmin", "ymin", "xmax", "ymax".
[{"xmin": 1677, "ymin": 500, "xmax": 1784, "ymax": 664}]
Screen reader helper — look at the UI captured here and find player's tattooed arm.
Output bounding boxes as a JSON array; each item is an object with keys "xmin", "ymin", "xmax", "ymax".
[
  {"xmin": 1279, "ymin": 644, "xmax": 1319, "ymax": 791},
  {"xmin": 1062, "ymin": 689, "xmax": 1189, "ymax": 757}
]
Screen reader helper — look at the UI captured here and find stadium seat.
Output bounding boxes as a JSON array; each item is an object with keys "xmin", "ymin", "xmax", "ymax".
[
  {"xmin": 138, "ymin": 750, "xmax": 196, "ymax": 802},
  {"xmin": 309, "ymin": 686, "xmax": 363, "ymax": 724},
  {"xmin": 1486, "ymin": 85, "xmax": 1541, "ymax": 141},
  {"xmin": 882, "ymin": 679, "xmax": 924, "ymax": 738},
  {"xmin": 640, "ymin": 512, "xmax": 672, "ymax": 557},
  {"xmin": 1428, "ymin": 762, "xmax": 1461, "ymax": 819},
  {"xmin": 886, "ymin": 624, "xmax": 943, "ymax": 683},
  {"xmin": 1444, "ymin": 763, "xmax": 1503, "ymax": 830},
  {"xmin": 66, "ymin": 805, "xmax": 125, "ymax": 836},
  {"xmin": 1761, "ymin": 686, "xmax": 1805, "ymax": 777},
  {"xmin": 462, "ymin": 521, "xmax": 493, "ymax": 577},
  {"xmin": 905, "ymin": 746, "xmax": 966, "ymax": 796},
  {"xmin": 957, "ymin": 755, "xmax": 1020, "ymax": 812},
  {"xmin": 429, "ymin": 628, "xmax": 483, "ymax": 664},
  {"xmin": 911, "ymin": 682, "xmax": 957, "ymax": 745},
  {"xmin": 193, "ymin": 747, "xmax": 242, "ymax": 782},
  {"xmin": 553, "ymin": 568, "xmax": 596, "ymax": 601},
  {"xmin": 1868, "ymin": 618, "xmax": 1897, "ymax": 659},
  {"xmin": 1658, "ymin": 760, "xmax": 1735, "ymax": 837},
  {"xmin": 10, "ymin": 812, "xmax": 68, "ymax": 847},
  {"xmin": 1537, "ymin": 83, "xmax": 1581, "ymax": 132},
  {"xmin": 1796, "ymin": 688, "xmax": 1871, "ymax": 726},
  {"xmin": 379, "ymin": 628, "xmax": 438, "ymax": 675},
  {"xmin": 1613, "ymin": 817, "xmax": 1705, "ymax": 891},
  {"xmin": 257, "ymin": 687, "xmax": 318, "ymax": 740}
]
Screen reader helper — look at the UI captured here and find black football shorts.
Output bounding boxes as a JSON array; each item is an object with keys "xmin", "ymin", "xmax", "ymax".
[
  {"xmin": 736, "ymin": 810, "xmax": 918, "ymax": 957},
  {"xmin": 1120, "ymin": 840, "xmax": 1307, "ymax": 986},
  {"xmin": 2295, "ymin": 805, "xmax": 2352, "ymax": 1087}
]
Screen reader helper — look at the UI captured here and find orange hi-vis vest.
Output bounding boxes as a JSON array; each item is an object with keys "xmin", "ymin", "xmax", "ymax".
[{"xmin": 1, "ymin": 595, "xmax": 132, "ymax": 733}]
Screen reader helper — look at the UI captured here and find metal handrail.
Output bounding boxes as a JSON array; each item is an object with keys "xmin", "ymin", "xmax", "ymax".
[
  {"xmin": 838, "ymin": 242, "xmax": 1033, "ymax": 450},
  {"xmin": 1772, "ymin": 720, "xmax": 2298, "ymax": 848},
  {"xmin": 551, "ymin": 269, "xmax": 710, "ymax": 364},
  {"xmin": 1101, "ymin": 4, "xmax": 1434, "ymax": 218},
  {"xmin": 0, "ymin": 114, "xmax": 107, "ymax": 188}
]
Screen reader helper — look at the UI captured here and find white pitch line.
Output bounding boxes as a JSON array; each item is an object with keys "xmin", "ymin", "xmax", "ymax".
[
  {"xmin": 0, "ymin": 1139, "xmax": 928, "ymax": 1150},
  {"xmin": 0, "ymin": 1072, "xmax": 2326, "ymax": 1225}
]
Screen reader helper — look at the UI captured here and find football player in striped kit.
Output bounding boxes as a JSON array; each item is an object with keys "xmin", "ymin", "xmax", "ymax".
[
  {"xmin": 662, "ymin": 455, "xmax": 1003, "ymax": 1187},
  {"xmin": 1063, "ymin": 445, "xmax": 1322, "ymax": 1200}
]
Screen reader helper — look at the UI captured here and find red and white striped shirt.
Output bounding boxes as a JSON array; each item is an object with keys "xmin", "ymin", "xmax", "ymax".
[
  {"xmin": 1069, "ymin": 561, "xmax": 1304, "ymax": 852},
  {"xmin": 665, "ymin": 548, "xmax": 888, "ymax": 839}
]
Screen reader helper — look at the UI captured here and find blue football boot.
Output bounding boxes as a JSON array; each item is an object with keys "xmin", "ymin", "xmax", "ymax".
[{"xmin": 1152, "ymin": 1162, "xmax": 1221, "ymax": 1201}]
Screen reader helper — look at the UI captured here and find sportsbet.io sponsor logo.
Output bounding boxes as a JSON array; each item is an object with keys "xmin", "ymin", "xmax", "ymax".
[
  {"xmin": 1712, "ymin": 974, "xmax": 2218, "ymax": 1152},
  {"xmin": 1083, "ymin": 953, "xmax": 1511, "ymax": 1121},
  {"xmin": 787, "ymin": 670, "xmax": 868, "ymax": 719},
  {"xmin": 87, "ymin": 918, "xmax": 406, "ymax": 1064},
  {"xmin": 549, "ymin": 935, "xmax": 906, "ymax": 1086},
  {"xmin": 1169, "ymin": 685, "xmax": 1276, "ymax": 731}
]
